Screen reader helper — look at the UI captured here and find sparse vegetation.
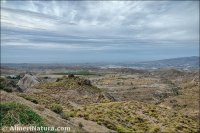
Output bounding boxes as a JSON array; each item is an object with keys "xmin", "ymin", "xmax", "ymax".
[
  {"xmin": 72, "ymin": 101, "xmax": 198, "ymax": 132},
  {"xmin": 18, "ymin": 94, "xmax": 39, "ymax": 104}
]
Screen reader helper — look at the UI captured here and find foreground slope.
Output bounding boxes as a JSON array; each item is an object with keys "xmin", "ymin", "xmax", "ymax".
[
  {"xmin": 1, "ymin": 90, "xmax": 116, "ymax": 133},
  {"xmin": 0, "ymin": 91, "xmax": 84, "ymax": 132}
]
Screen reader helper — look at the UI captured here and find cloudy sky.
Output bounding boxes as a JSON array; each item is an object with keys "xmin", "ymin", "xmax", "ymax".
[{"xmin": 1, "ymin": 0, "xmax": 199, "ymax": 63}]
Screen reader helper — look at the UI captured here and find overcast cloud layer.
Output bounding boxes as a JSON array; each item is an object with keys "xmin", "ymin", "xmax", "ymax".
[{"xmin": 1, "ymin": 0, "xmax": 199, "ymax": 63}]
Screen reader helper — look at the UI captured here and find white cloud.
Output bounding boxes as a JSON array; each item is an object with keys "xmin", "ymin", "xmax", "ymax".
[{"xmin": 1, "ymin": 1, "xmax": 199, "ymax": 51}]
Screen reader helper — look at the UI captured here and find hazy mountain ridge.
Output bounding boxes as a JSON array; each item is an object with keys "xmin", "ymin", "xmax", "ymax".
[
  {"xmin": 1, "ymin": 56, "xmax": 199, "ymax": 70},
  {"xmin": 136, "ymin": 56, "xmax": 199, "ymax": 70},
  {"xmin": 99, "ymin": 56, "xmax": 199, "ymax": 70}
]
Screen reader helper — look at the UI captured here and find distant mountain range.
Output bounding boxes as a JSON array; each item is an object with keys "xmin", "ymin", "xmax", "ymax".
[
  {"xmin": 1, "ymin": 56, "xmax": 199, "ymax": 70},
  {"xmin": 100, "ymin": 56, "xmax": 199, "ymax": 70},
  {"xmin": 134, "ymin": 56, "xmax": 199, "ymax": 70}
]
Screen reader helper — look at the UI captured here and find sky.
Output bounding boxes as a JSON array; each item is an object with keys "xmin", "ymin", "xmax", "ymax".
[{"xmin": 1, "ymin": 0, "xmax": 199, "ymax": 63}]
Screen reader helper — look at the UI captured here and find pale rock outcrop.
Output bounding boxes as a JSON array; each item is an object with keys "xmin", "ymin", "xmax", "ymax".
[{"xmin": 17, "ymin": 74, "xmax": 40, "ymax": 92}]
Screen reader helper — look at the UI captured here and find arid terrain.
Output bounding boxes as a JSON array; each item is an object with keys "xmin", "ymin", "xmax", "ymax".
[
  {"xmin": 1, "ymin": 0, "xmax": 199, "ymax": 132},
  {"xmin": 0, "ymin": 58, "xmax": 199, "ymax": 133}
]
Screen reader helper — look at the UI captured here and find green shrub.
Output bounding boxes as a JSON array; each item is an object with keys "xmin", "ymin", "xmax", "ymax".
[
  {"xmin": 50, "ymin": 103, "xmax": 63, "ymax": 114},
  {"xmin": 56, "ymin": 78, "xmax": 62, "ymax": 82},
  {"xmin": 78, "ymin": 122, "xmax": 83, "ymax": 128},
  {"xmin": 171, "ymin": 87, "xmax": 181, "ymax": 95},
  {"xmin": 0, "ymin": 102, "xmax": 45, "ymax": 127},
  {"xmin": 61, "ymin": 112, "xmax": 70, "ymax": 120},
  {"xmin": 2, "ymin": 87, "xmax": 13, "ymax": 92},
  {"xmin": 6, "ymin": 75, "xmax": 21, "ymax": 80},
  {"xmin": 68, "ymin": 111, "xmax": 75, "ymax": 117},
  {"xmin": 0, "ymin": 77, "xmax": 13, "ymax": 92},
  {"xmin": 61, "ymin": 111, "xmax": 75, "ymax": 120}
]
